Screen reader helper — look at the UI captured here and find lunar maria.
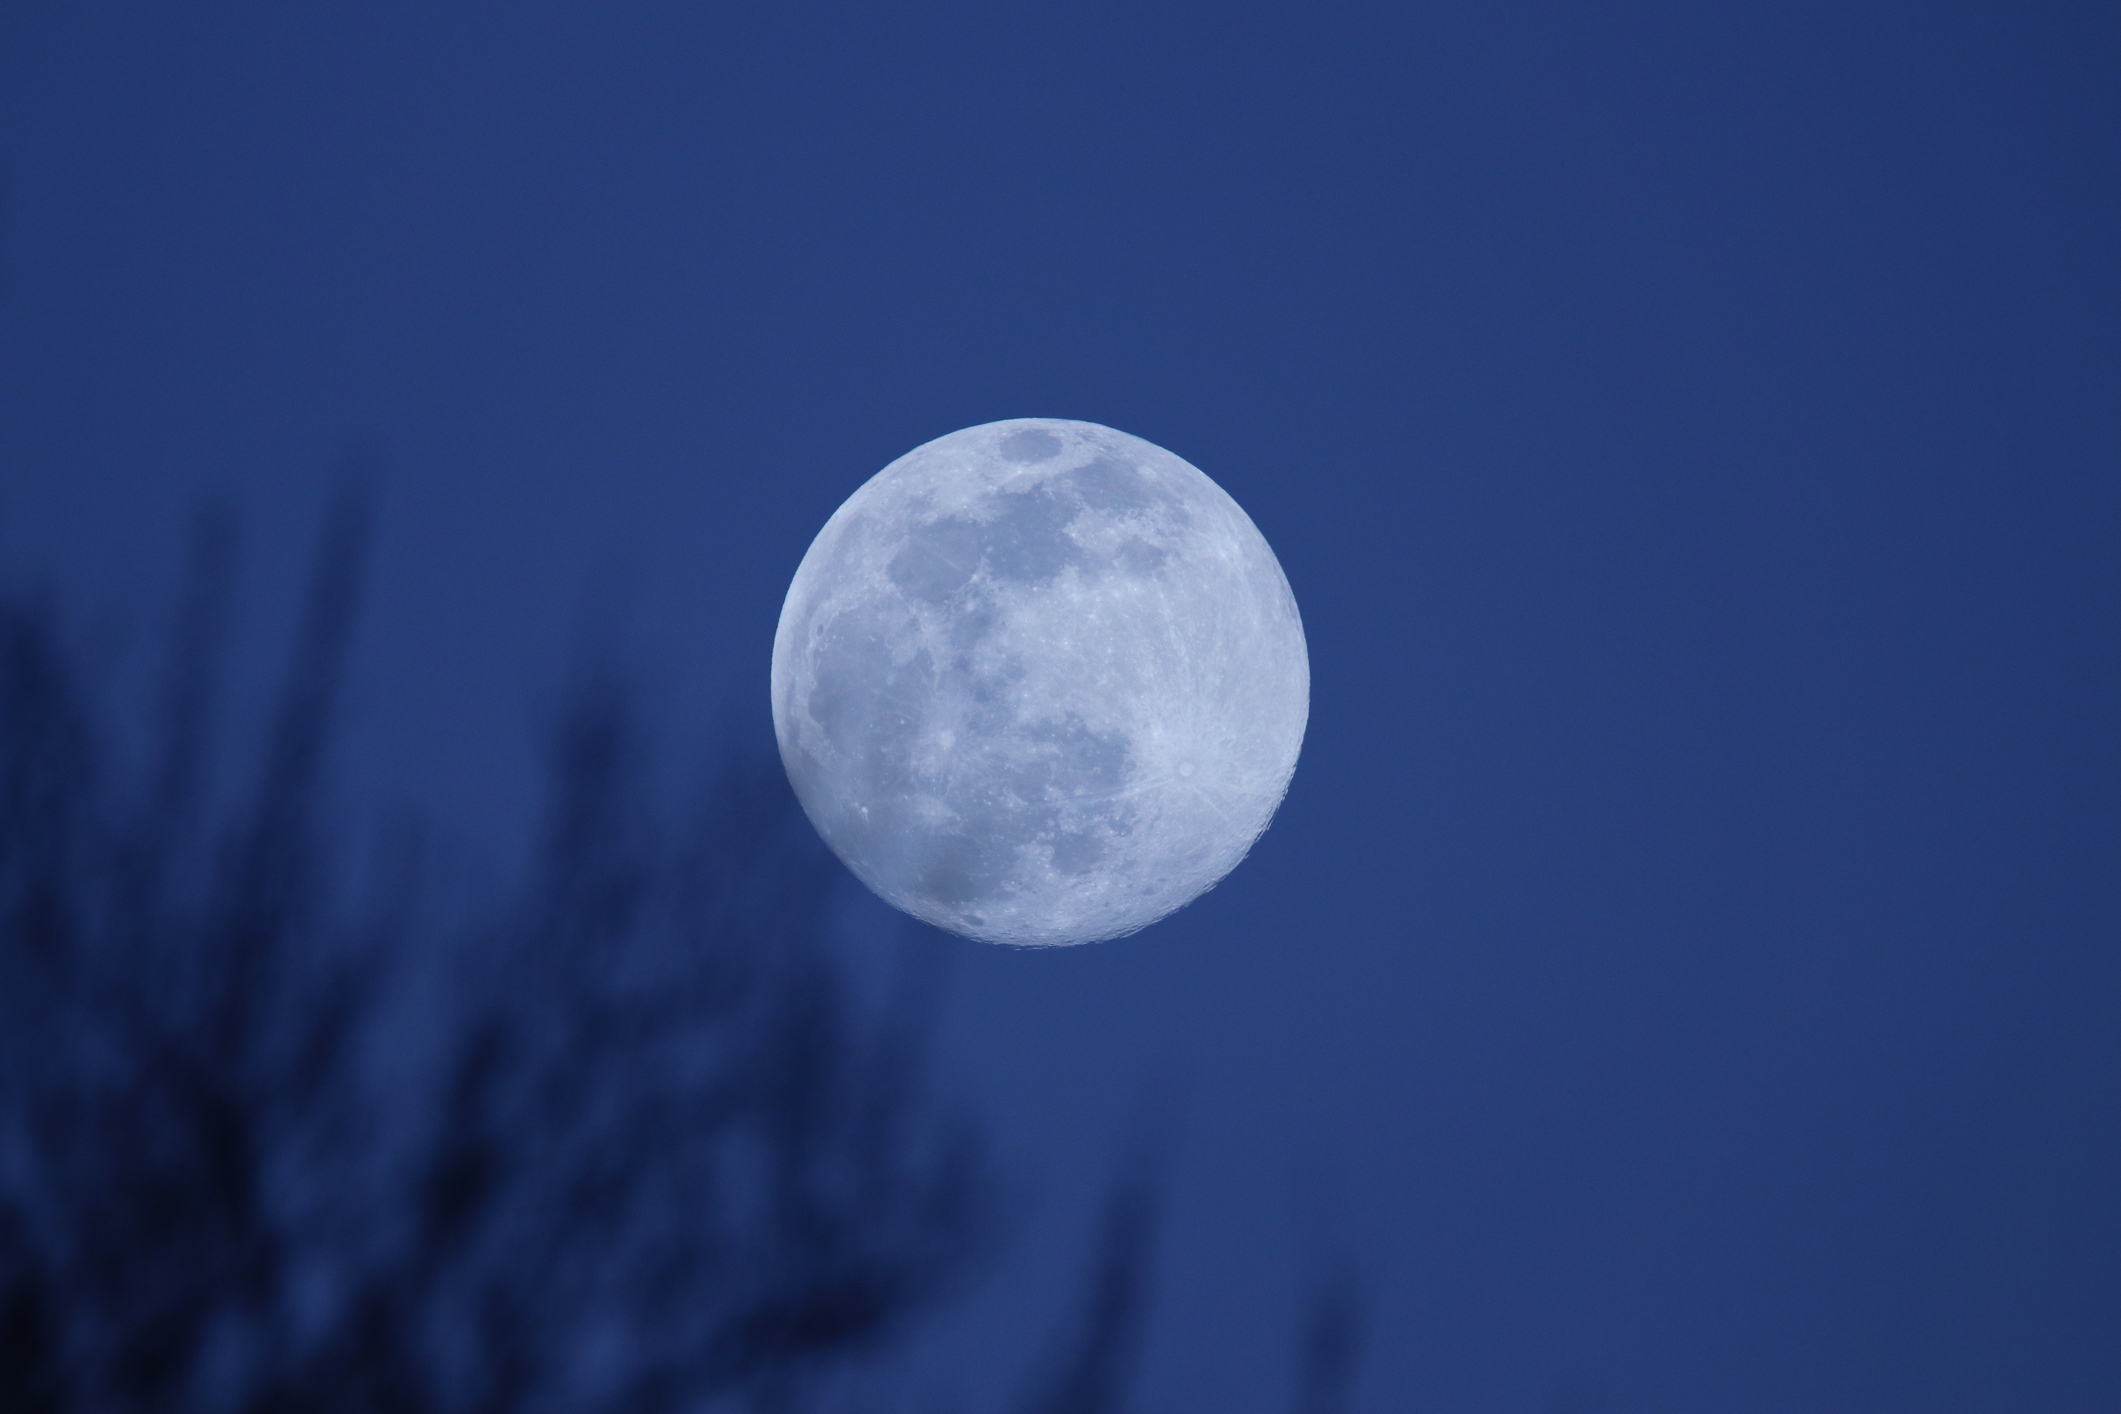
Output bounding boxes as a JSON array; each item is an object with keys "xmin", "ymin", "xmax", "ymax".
[{"xmin": 771, "ymin": 419, "xmax": 1308, "ymax": 947}]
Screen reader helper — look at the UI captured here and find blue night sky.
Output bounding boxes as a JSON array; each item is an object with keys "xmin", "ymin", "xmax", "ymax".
[{"xmin": 3, "ymin": 3, "xmax": 2117, "ymax": 1409}]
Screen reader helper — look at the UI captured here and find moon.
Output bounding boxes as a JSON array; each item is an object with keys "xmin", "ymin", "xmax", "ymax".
[{"xmin": 771, "ymin": 419, "xmax": 1308, "ymax": 947}]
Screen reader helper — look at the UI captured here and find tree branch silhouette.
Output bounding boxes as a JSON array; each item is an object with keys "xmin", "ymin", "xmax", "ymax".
[{"xmin": 0, "ymin": 496, "xmax": 990, "ymax": 1412}]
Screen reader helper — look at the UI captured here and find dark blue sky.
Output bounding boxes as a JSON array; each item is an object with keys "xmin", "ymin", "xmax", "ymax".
[{"xmin": 4, "ymin": 2, "xmax": 2117, "ymax": 1409}]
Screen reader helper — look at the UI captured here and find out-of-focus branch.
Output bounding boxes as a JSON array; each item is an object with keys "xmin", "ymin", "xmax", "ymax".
[
  {"xmin": 0, "ymin": 495, "xmax": 993, "ymax": 1413},
  {"xmin": 1020, "ymin": 1161, "xmax": 1162, "ymax": 1414},
  {"xmin": 1289, "ymin": 1256, "xmax": 1366, "ymax": 1414}
]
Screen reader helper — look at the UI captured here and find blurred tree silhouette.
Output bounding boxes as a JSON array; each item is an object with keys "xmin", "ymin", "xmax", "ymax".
[
  {"xmin": 0, "ymin": 492, "xmax": 1365, "ymax": 1413},
  {"xmin": 0, "ymin": 490, "xmax": 987, "ymax": 1412}
]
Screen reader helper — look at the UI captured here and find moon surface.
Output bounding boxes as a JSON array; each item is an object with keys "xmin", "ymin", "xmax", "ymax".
[{"xmin": 771, "ymin": 419, "xmax": 1308, "ymax": 947}]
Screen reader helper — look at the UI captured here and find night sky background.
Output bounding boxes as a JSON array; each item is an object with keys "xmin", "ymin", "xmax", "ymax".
[{"xmin": 3, "ymin": 2, "xmax": 2118, "ymax": 1410}]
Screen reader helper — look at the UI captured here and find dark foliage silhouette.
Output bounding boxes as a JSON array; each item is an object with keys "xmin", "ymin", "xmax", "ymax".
[
  {"xmin": 1288, "ymin": 1254, "xmax": 1365, "ymax": 1414},
  {"xmin": 0, "ymin": 493, "xmax": 1366, "ymax": 1413},
  {"xmin": 0, "ymin": 494, "xmax": 987, "ymax": 1411},
  {"xmin": 1018, "ymin": 1166, "xmax": 1159, "ymax": 1414}
]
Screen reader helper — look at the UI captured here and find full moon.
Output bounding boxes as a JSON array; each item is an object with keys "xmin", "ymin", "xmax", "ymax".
[{"xmin": 771, "ymin": 419, "xmax": 1308, "ymax": 947}]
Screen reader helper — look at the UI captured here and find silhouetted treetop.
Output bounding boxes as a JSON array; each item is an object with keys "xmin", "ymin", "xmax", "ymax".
[{"xmin": 0, "ymin": 499, "xmax": 991, "ymax": 1413}]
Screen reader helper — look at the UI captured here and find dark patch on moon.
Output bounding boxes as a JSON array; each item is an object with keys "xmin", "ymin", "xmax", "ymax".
[
  {"xmin": 998, "ymin": 428, "xmax": 1062, "ymax": 463},
  {"xmin": 1017, "ymin": 713, "xmax": 1132, "ymax": 804},
  {"xmin": 1070, "ymin": 456, "xmax": 1154, "ymax": 512},
  {"xmin": 897, "ymin": 710, "xmax": 1136, "ymax": 906},
  {"xmin": 1114, "ymin": 538, "xmax": 1168, "ymax": 577},
  {"xmin": 1049, "ymin": 830, "xmax": 1106, "ymax": 874},
  {"xmin": 911, "ymin": 830, "xmax": 1017, "ymax": 907},
  {"xmin": 962, "ymin": 649, "xmax": 1025, "ymax": 709},
  {"xmin": 888, "ymin": 484, "xmax": 1085, "ymax": 606},
  {"xmin": 887, "ymin": 518, "xmax": 988, "ymax": 604},
  {"xmin": 947, "ymin": 601, "xmax": 1000, "ymax": 650},
  {"xmin": 807, "ymin": 608, "xmax": 930, "ymax": 794},
  {"xmin": 982, "ymin": 486, "xmax": 1081, "ymax": 582}
]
